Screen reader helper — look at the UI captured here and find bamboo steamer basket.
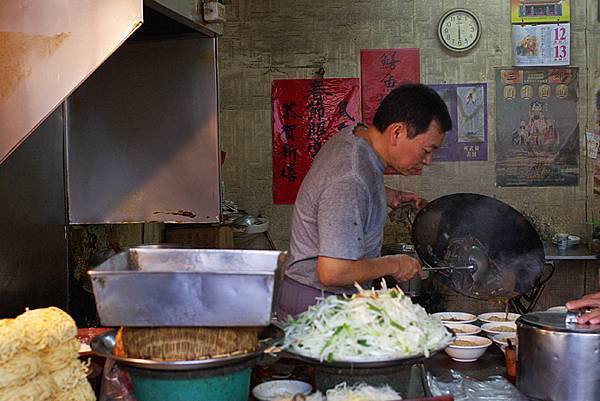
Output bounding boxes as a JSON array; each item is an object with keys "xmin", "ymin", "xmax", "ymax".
[{"xmin": 114, "ymin": 327, "xmax": 259, "ymax": 361}]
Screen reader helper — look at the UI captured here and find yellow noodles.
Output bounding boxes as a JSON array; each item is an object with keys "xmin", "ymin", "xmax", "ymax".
[
  {"xmin": 50, "ymin": 358, "xmax": 89, "ymax": 392},
  {"xmin": 0, "ymin": 351, "xmax": 41, "ymax": 388},
  {"xmin": 49, "ymin": 377, "xmax": 96, "ymax": 401},
  {"xmin": 0, "ymin": 372, "xmax": 55, "ymax": 401},
  {"xmin": 453, "ymin": 339, "xmax": 482, "ymax": 346},
  {"xmin": 492, "ymin": 325, "xmax": 516, "ymax": 332},
  {"xmin": 0, "ymin": 319, "xmax": 25, "ymax": 364},
  {"xmin": 16, "ymin": 307, "xmax": 77, "ymax": 351},
  {"xmin": 40, "ymin": 339, "xmax": 80, "ymax": 373},
  {"xmin": 0, "ymin": 307, "xmax": 96, "ymax": 401}
]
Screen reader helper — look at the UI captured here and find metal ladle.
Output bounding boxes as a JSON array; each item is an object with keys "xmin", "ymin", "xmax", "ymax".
[
  {"xmin": 422, "ymin": 263, "xmax": 474, "ymax": 272},
  {"xmin": 421, "ymin": 245, "xmax": 490, "ymax": 277}
]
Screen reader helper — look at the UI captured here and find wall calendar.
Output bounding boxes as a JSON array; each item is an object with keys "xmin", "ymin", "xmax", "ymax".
[{"xmin": 512, "ymin": 23, "xmax": 570, "ymax": 66}]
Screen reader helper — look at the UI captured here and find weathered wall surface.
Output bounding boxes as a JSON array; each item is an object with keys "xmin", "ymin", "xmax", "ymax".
[{"xmin": 219, "ymin": 1, "xmax": 600, "ymax": 311}]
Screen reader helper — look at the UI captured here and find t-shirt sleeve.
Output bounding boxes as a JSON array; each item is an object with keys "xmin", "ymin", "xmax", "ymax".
[{"xmin": 316, "ymin": 176, "xmax": 370, "ymax": 260}]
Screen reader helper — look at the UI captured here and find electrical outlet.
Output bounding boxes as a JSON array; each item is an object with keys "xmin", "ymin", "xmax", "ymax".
[{"xmin": 204, "ymin": 1, "xmax": 226, "ymax": 23}]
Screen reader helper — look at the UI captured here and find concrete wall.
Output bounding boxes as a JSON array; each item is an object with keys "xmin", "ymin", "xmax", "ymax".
[
  {"xmin": 218, "ymin": 1, "xmax": 600, "ymax": 311},
  {"xmin": 219, "ymin": 0, "xmax": 600, "ymax": 310}
]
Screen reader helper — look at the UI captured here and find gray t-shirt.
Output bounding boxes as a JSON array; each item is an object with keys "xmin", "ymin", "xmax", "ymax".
[{"xmin": 285, "ymin": 125, "xmax": 386, "ymax": 294}]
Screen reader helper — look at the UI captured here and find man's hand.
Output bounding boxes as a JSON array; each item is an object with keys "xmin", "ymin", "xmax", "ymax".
[
  {"xmin": 385, "ymin": 186, "xmax": 425, "ymax": 210},
  {"xmin": 566, "ymin": 292, "xmax": 600, "ymax": 324},
  {"xmin": 381, "ymin": 254, "xmax": 424, "ymax": 282},
  {"xmin": 385, "ymin": 186, "xmax": 426, "ymax": 224}
]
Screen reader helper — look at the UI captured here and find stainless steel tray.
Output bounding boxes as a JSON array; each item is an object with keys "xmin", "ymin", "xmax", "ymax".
[
  {"xmin": 91, "ymin": 326, "xmax": 283, "ymax": 371},
  {"xmin": 89, "ymin": 248, "xmax": 286, "ymax": 327},
  {"xmin": 283, "ymin": 338, "xmax": 453, "ymax": 369}
]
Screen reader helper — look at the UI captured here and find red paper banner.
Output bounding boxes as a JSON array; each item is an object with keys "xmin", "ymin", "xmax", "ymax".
[
  {"xmin": 360, "ymin": 49, "xmax": 420, "ymax": 126},
  {"xmin": 272, "ymin": 78, "xmax": 361, "ymax": 204}
]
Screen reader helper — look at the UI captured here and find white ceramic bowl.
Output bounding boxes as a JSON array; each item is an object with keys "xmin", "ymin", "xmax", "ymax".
[
  {"xmin": 492, "ymin": 333, "xmax": 518, "ymax": 354},
  {"xmin": 477, "ymin": 312, "xmax": 521, "ymax": 324},
  {"xmin": 252, "ymin": 380, "xmax": 313, "ymax": 401},
  {"xmin": 433, "ymin": 312, "xmax": 477, "ymax": 324},
  {"xmin": 444, "ymin": 335, "xmax": 492, "ymax": 362},
  {"xmin": 481, "ymin": 322, "xmax": 517, "ymax": 338},
  {"xmin": 444, "ymin": 323, "xmax": 482, "ymax": 336}
]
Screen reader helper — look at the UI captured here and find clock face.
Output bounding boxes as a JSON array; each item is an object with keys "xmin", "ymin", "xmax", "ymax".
[{"xmin": 438, "ymin": 9, "xmax": 481, "ymax": 52}]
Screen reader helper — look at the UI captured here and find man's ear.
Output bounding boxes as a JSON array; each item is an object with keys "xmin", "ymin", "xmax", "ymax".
[{"xmin": 388, "ymin": 122, "xmax": 407, "ymax": 146}]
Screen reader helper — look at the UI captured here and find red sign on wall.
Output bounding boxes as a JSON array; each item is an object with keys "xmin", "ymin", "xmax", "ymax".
[
  {"xmin": 360, "ymin": 49, "xmax": 420, "ymax": 126},
  {"xmin": 272, "ymin": 78, "xmax": 361, "ymax": 204}
]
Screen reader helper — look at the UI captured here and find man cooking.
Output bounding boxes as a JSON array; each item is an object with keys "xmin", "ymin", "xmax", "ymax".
[{"xmin": 278, "ymin": 84, "xmax": 453, "ymax": 318}]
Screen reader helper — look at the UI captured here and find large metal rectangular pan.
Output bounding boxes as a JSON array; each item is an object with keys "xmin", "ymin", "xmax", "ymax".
[{"xmin": 89, "ymin": 248, "xmax": 286, "ymax": 327}]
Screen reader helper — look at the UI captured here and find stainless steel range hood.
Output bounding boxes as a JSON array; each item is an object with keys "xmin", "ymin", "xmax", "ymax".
[
  {"xmin": 0, "ymin": 0, "xmax": 222, "ymax": 166},
  {"xmin": 0, "ymin": 0, "xmax": 144, "ymax": 165}
]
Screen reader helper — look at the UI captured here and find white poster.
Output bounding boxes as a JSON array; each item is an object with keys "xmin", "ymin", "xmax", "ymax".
[{"xmin": 513, "ymin": 23, "xmax": 570, "ymax": 67}]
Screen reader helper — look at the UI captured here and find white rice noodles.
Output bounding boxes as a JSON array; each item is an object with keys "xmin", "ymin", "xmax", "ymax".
[{"xmin": 305, "ymin": 382, "xmax": 401, "ymax": 401}]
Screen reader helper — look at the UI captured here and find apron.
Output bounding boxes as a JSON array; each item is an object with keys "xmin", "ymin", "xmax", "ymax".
[{"xmin": 276, "ymin": 276, "xmax": 334, "ymax": 320}]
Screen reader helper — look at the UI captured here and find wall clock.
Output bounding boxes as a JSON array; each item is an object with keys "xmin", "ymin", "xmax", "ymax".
[{"xmin": 438, "ymin": 8, "xmax": 481, "ymax": 53}]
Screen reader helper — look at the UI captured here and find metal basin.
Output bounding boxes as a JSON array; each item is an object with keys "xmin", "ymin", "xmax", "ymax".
[{"xmin": 89, "ymin": 248, "xmax": 286, "ymax": 327}]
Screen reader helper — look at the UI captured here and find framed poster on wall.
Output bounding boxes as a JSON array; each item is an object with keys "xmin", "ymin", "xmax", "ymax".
[
  {"xmin": 495, "ymin": 67, "xmax": 579, "ymax": 187},
  {"xmin": 430, "ymin": 83, "xmax": 488, "ymax": 162},
  {"xmin": 511, "ymin": 0, "xmax": 570, "ymax": 23}
]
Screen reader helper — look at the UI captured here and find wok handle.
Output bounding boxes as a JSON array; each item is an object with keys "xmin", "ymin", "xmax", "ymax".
[
  {"xmin": 422, "ymin": 265, "xmax": 474, "ymax": 271},
  {"xmin": 538, "ymin": 261, "xmax": 555, "ymax": 286}
]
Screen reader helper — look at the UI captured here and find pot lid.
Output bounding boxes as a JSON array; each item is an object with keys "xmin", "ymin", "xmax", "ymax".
[
  {"xmin": 519, "ymin": 311, "xmax": 600, "ymax": 333},
  {"xmin": 411, "ymin": 193, "xmax": 545, "ymax": 300}
]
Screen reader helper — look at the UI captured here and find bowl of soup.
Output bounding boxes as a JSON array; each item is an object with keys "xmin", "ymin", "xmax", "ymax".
[
  {"xmin": 444, "ymin": 335, "xmax": 492, "ymax": 362},
  {"xmin": 433, "ymin": 312, "xmax": 477, "ymax": 324},
  {"xmin": 481, "ymin": 322, "xmax": 517, "ymax": 338}
]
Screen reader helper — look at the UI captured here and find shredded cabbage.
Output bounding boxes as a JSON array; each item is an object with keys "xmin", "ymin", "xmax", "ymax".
[
  {"xmin": 305, "ymin": 382, "xmax": 401, "ymax": 401},
  {"xmin": 283, "ymin": 282, "xmax": 452, "ymax": 362}
]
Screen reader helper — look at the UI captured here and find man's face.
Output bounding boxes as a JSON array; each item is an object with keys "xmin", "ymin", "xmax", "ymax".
[{"xmin": 385, "ymin": 120, "xmax": 444, "ymax": 176}]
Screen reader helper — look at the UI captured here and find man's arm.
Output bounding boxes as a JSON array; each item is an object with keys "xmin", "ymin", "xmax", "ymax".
[{"xmin": 316, "ymin": 254, "xmax": 424, "ymax": 287}]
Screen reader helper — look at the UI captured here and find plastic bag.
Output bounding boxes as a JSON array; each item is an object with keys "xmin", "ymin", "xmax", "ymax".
[
  {"xmin": 427, "ymin": 370, "xmax": 527, "ymax": 401},
  {"xmin": 99, "ymin": 359, "xmax": 136, "ymax": 401}
]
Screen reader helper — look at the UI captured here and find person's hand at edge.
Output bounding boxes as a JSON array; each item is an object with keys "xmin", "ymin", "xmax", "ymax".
[{"xmin": 566, "ymin": 292, "xmax": 600, "ymax": 324}]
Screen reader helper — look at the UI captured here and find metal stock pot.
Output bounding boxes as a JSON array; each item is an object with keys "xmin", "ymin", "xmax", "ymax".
[{"xmin": 516, "ymin": 310, "xmax": 600, "ymax": 401}]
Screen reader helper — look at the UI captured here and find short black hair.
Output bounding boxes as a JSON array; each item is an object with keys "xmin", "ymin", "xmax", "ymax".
[{"xmin": 372, "ymin": 84, "xmax": 452, "ymax": 138}]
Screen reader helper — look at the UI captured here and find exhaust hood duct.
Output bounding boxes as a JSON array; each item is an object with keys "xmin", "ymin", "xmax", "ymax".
[
  {"xmin": 0, "ymin": 0, "xmax": 143, "ymax": 165},
  {"xmin": 145, "ymin": 0, "xmax": 223, "ymax": 36}
]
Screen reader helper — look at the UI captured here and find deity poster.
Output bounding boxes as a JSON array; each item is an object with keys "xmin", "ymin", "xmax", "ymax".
[
  {"xmin": 430, "ymin": 83, "xmax": 488, "ymax": 162},
  {"xmin": 272, "ymin": 78, "xmax": 360, "ymax": 204},
  {"xmin": 360, "ymin": 49, "xmax": 420, "ymax": 126},
  {"xmin": 511, "ymin": 0, "xmax": 570, "ymax": 23},
  {"xmin": 495, "ymin": 68, "xmax": 579, "ymax": 187},
  {"xmin": 512, "ymin": 23, "xmax": 570, "ymax": 66}
]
